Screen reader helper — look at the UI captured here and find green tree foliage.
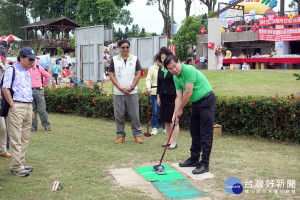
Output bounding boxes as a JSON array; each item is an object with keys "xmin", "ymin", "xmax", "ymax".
[
  {"xmin": 124, "ymin": 27, "xmax": 130, "ymax": 39},
  {"xmin": 114, "ymin": 27, "xmax": 124, "ymax": 41},
  {"xmin": 131, "ymin": 24, "xmax": 140, "ymax": 36},
  {"xmin": 28, "ymin": 0, "xmax": 133, "ymax": 24},
  {"xmin": 97, "ymin": 0, "xmax": 119, "ymax": 25},
  {"xmin": 56, "ymin": 47, "xmax": 64, "ymax": 56},
  {"xmin": 113, "ymin": 25, "xmax": 158, "ymax": 41},
  {"xmin": 173, "ymin": 15, "xmax": 203, "ymax": 61},
  {"xmin": 8, "ymin": 0, "xmax": 29, "ymax": 16},
  {"xmin": 70, "ymin": 36, "xmax": 75, "ymax": 49},
  {"xmin": 31, "ymin": 41, "xmax": 48, "ymax": 55},
  {"xmin": 76, "ymin": 0, "xmax": 133, "ymax": 27},
  {"xmin": 75, "ymin": 0, "xmax": 99, "ymax": 26},
  {"xmin": 139, "ymin": 28, "xmax": 147, "ymax": 37},
  {"xmin": 114, "ymin": 9, "xmax": 132, "ymax": 25},
  {"xmin": 0, "ymin": 0, "xmax": 28, "ymax": 38},
  {"xmin": 28, "ymin": 0, "xmax": 78, "ymax": 20}
]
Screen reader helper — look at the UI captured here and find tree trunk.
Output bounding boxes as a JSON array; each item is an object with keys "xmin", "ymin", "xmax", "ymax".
[
  {"xmin": 200, "ymin": 0, "xmax": 216, "ymax": 14},
  {"xmin": 184, "ymin": 0, "xmax": 192, "ymax": 19},
  {"xmin": 163, "ymin": 15, "xmax": 168, "ymax": 37},
  {"xmin": 157, "ymin": 0, "xmax": 171, "ymax": 37},
  {"xmin": 296, "ymin": 0, "xmax": 300, "ymax": 9},
  {"xmin": 212, "ymin": 1, "xmax": 216, "ymax": 12},
  {"xmin": 21, "ymin": 0, "xmax": 27, "ymax": 16}
]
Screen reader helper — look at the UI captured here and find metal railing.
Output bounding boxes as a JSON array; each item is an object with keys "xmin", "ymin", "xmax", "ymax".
[{"xmin": 21, "ymin": 39, "xmax": 72, "ymax": 49}]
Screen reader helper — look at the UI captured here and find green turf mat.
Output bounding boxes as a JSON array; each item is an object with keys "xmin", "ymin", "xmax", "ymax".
[
  {"xmin": 134, "ymin": 164, "xmax": 186, "ymax": 182},
  {"xmin": 152, "ymin": 180, "xmax": 208, "ymax": 199}
]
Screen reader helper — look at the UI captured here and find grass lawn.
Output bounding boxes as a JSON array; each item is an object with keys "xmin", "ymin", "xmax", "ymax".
[
  {"xmin": 0, "ymin": 114, "xmax": 299, "ymax": 199},
  {"xmin": 100, "ymin": 70, "xmax": 300, "ymax": 97}
]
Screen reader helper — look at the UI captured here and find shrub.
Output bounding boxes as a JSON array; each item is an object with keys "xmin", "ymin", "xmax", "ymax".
[
  {"xmin": 45, "ymin": 87, "xmax": 300, "ymax": 143},
  {"xmin": 214, "ymin": 95, "xmax": 300, "ymax": 142},
  {"xmin": 56, "ymin": 47, "xmax": 64, "ymax": 56}
]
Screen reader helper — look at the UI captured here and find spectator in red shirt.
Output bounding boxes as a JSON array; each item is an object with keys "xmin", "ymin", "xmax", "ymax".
[
  {"xmin": 62, "ymin": 66, "xmax": 71, "ymax": 78},
  {"xmin": 29, "ymin": 62, "xmax": 51, "ymax": 132}
]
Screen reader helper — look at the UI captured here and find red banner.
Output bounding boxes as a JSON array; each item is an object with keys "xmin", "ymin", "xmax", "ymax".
[
  {"xmin": 169, "ymin": 45, "xmax": 176, "ymax": 56},
  {"xmin": 259, "ymin": 15, "xmax": 300, "ymax": 26},
  {"xmin": 258, "ymin": 27, "xmax": 300, "ymax": 42}
]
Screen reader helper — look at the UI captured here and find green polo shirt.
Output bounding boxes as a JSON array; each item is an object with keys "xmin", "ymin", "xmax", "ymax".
[{"xmin": 173, "ymin": 64, "xmax": 212, "ymax": 102}]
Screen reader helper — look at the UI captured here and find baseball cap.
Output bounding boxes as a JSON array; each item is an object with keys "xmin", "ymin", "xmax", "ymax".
[
  {"xmin": 19, "ymin": 47, "xmax": 36, "ymax": 59},
  {"xmin": 0, "ymin": 50, "xmax": 5, "ymax": 58}
]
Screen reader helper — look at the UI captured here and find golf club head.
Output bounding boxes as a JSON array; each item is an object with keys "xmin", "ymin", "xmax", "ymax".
[
  {"xmin": 143, "ymin": 132, "xmax": 151, "ymax": 137},
  {"xmin": 153, "ymin": 165, "xmax": 167, "ymax": 175}
]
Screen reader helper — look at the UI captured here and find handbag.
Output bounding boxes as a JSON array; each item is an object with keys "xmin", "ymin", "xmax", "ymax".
[{"xmin": 0, "ymin": 66, "xmax": 15, "ymax": 117}]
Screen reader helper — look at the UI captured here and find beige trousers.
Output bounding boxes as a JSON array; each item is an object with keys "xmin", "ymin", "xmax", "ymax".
[
  {"xmin": 7, "ymin": 102, "xmax": 32, "ymax": 171},
  {"xmin": 0, "ymin": 117, "xmax": 7, "ymax": 153}
]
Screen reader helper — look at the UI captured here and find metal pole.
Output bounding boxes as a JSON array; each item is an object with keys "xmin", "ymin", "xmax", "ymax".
[{"xmin": 171, "ymin": 0, "xmax": 174, "ymax": 42}]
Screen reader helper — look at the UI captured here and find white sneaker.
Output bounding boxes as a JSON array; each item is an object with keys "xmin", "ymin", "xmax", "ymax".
[
  {"xmin": 163, "ymin": 129, "xmax": 166, "ymax": 134},
  {"xmin": 151, "ymin": 128, "xmax": 158, "ymax": 135}
]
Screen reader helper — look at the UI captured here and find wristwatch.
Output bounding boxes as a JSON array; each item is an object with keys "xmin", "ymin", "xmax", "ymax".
[{"xmin": 131, "ymin": 85, "xmax": 135, "ymax": 90}]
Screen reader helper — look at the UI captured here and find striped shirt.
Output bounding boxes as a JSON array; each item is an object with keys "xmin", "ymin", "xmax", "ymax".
[{"xmin": 3, "ymin": 63, "xmax": 33, "ymax": 102}]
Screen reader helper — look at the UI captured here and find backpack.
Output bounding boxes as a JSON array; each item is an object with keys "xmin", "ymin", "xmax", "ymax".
[{"xmin": 0, "ymin": 66, "xmax": 15, "ymax": 117}]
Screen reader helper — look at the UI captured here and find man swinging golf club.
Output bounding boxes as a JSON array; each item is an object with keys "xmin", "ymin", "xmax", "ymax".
[{"xmin": 164, "ymin": 55, "xmax": 216, "ymax": 174}]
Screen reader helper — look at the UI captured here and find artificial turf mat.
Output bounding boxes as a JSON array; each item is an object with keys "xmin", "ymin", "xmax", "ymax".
[
  {"xmin": 134, "ymin": 164, "xmax": 186, "ymax": 182},
  {"xmin": 152, "ymin": 180, "xmax": 208, "ymax": 199}
]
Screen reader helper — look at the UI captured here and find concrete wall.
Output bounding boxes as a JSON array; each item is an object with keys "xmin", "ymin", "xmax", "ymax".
[
  {"xmin": 129, "ymin": 36, "xmax": 167, "ymax": 69},
  {"xmin": 207, "ymin": 18, "xmax": 221, "ymax": 70},
  {"xmin": 196, "ymin": 30, "xmax": 278, "ymax": 70},
  {"xmin": 197, "ymin": 31, "xmax": 260, "ymax": 61},
  {"xmin": 75, "ymin": 25, "xmax": 113, "ymax": 81},
  {"xmin": 222, "ymin": 31, "xmax": 258, "ymax": 42}
]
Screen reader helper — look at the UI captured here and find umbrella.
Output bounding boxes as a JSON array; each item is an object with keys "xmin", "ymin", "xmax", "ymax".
[{"xmin": 4, "ymin": 35, "xmax": 22, "ymax": 43}]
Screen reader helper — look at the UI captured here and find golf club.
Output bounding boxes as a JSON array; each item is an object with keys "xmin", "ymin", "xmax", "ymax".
[
  {"xmin": 153, "ymin": 122, "xmax": 176, "ymax": 175},
  {"xmin": 143, "ymin": 95, "xmax": 151, "ymax": 137}
]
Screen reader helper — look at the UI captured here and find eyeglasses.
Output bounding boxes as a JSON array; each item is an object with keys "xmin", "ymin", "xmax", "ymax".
[
  {"xmin": 167, "ymin": 63, "xmax": 177, "ymax": 71},
  {"xmin": 28, "ymin": 57, "xmax": 35, "ymax": 62},
  {"xmin": 121, "ymin": 46, "xmax": 130, "ymax": 49}
]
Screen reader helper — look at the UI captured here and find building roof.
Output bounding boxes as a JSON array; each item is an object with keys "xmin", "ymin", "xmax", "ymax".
[{"xmin": 21, "ymin": 17, "xmax": 82, "ymax": 30}]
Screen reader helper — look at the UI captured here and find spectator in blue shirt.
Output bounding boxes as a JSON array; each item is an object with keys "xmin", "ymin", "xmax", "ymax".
[
  {"xmin": 2, "ymin": 47, "xmax": 35, "ymax": 177},
  {"xmin": 52, "ymin": 61, "xmax": 60, "ymax": 85}
]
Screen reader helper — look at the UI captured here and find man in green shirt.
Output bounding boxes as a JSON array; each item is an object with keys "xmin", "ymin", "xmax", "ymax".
[{"xmin": 164, "ymin": 55, "xmax": 216, "ymax": 174}]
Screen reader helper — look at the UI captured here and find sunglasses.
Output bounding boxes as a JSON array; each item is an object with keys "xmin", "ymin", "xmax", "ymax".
[{"xmin": 121, "ymin": 46, "xmax": 130, "ymax": 49}]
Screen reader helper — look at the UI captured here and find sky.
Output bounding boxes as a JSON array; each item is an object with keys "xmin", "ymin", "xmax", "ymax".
[
  {"xmin": 115, "ymin": 0, "xmax": 207, "ymax": 34},
  {"xmin": 115, "ymin": 0, "xmax": 294, "ymax": 34}
]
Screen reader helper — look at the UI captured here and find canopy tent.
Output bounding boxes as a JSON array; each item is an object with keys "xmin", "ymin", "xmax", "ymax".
[
  {"xmin": 4, "ymin": 35, "xmax": 22, "ymax": 43},
  {"xmin": 0, "ymin": 36, "xmax": 6, "ymax": 42}
]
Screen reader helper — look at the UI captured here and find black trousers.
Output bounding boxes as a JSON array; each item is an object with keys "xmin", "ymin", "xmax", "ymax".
[
  {"xmin": 189, "ymin": 92, "xmax": 216, "ymax": 167},
  {"xmin": 53, "ymin": 74, "xmax": 58, "ymax": 84}
]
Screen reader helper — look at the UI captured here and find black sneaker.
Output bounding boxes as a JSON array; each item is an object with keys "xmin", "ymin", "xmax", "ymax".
[
  {"xmin": 179, "ymin": 158, "xmax": 198, "ymax": 167},
  {"xmin": 192, "ymin": 165, "xmax": 209, "ymax": 174},
  {"xmin": 10, "ymin": 170, "xmax": 29, "ymax": 177},
  {"xmin": 31, "ymin": 128, "xmax": 37, "ymax": 132},
  {"xmin": 25, "ymin": 166, "xmax": 33, "ymax": 172}
]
